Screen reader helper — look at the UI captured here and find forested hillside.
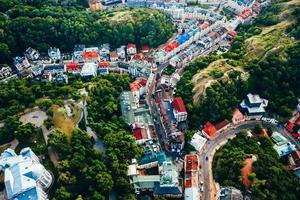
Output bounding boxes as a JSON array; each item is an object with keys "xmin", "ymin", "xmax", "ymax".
[
  {"xmin": 0, "ymin": 0, "xmax": 174, "ymax": 63},
  {"xmin": 176, "ymin": 0, "xmax": 300, "ymax": 128}
]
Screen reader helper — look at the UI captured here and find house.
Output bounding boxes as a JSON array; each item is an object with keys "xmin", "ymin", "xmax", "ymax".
[
  {"xmin": 66, "ymin": 62, "xmax": 80, "ymax": 73},
  {"xmin": 53, "ymin": 73, "xmax": 68, "ymax": 84},
  {"xmin": 227, "ymin": 30, "xmax": 237, "ymax": 39},
  {"xmin": 171, "ymin": 97, "xmax": 187, "ymax": 123},
  {"xmin": 48, "ymin": 47, "xmax": 61, "ymax": 62},
  {"xmin": 153, "ymin": 161, "xmax": 182, "ymax": 198},
  {"xmin": 271, "ymin": 132, "xmax": 296, "ymax": 157},
  {"xmin": 43, "ymin": 64, "xmax": 66, "ymax": 74},
  {"xmin": 184, "ymin": 154, "xmax": 200, "ymax": 200},
  {"xmin": 0, "ymin": 148, "xmax": 53, "ymax": 200},
  {"xmin": 0, "ymin": 65, "xmax": 12, "ymax": 80},
  {"xmin": 132, "ymin": 123, "xmax": 152, "ymax": 144},
  {"xmin": 127, "ymin": 43, "xmax": 137, "ymax": 55},
  {"xmin": 127, "ymin": 0, "xmax": 147, "ymax": 7},
  {"xmin": 98, "ymin": 61, "xmax": 110, "ymax": 75},
  {"xmin": 41, "ymin": 72, "xmax": 52, "ymax": 82},
  {"xmin": 190, "ymin": 132, "xmax": 207, "ymax": 152},
  {"xmin": 110, "ymin": 51, "xmax": 118, "ymax": 62},
  {"xmin": 89, "ymin": 0, "xmax": 104, "ymax": 11},
  {"xmin": 117, "ymin": 45, "xmax": 126, "ymax": 60},
  {"xmin": 13, "ymin": 57, "xmax": 30, "ymax": 72},
  {"xmin": 288, "ymin": 150, "xmax": 300, "ymax": 168},
  {"xmin": 285, "ymin": 122, "xmax": 295, "ymax": 133},
  {"xmin": 80, "ymin": 62, "xmax": 98, "ymax": 78},
  {"xmin": 31, "ymin": 64, "xmax": 43, "ymax": 76},
  {"xmin": 232, "ymin": 108, "xmax": 245, "ymax": 124},
  {"xmin": 24, "ymin": 47, "xmax": 40, "ymax": 60},
  {"xmin": 239, "ymin": 8, "xmax": 253, "ymax": 21},
  {"xmin": 142, "ymin": 45, "xmax": 150, "ymax": 53},
  {"xmin": 240, "ymin": 93, "xmax": 268, "ymax": 120},
  {"xmin": 202, "ymin": 122, "xmax": 217, "ymax": 138},
  {"xmin": 73, "ymin": 44, "xmax": 85, "ymax": 63},
  {"xmin": 82, "ymin": 47, "xmax": 99, "ymax": 62},
  {"xmin": 128, "ymin": 60, "xmax": 152, "ymax": 78},
  {"xmin": 130, "ymin": 78, "xmax": 147, "ymax": 101},
  {"xmin": 214, "ymin": 119, "xmax": 231, "ymax": 133},
  {"xmin": 217, "ymin": 187, "xmax": 244, "ymax": 200}
]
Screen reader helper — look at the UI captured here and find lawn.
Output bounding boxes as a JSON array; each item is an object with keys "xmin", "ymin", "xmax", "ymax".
[{"xmin": 52, "ymin": 103, "xmax": 82, "ymax": 137}]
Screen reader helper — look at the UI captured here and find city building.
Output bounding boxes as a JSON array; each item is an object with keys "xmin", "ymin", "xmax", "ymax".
[
  {"xmin": 0, "ymin": 148, "xmax": 53, "ymax": 200},
  {"xmin": 153, "ymin": 161, "xmax": 182, "ymax": 198},
  {"xmin": 128, "ymin": 60, "xmax": 152, "ymax": 78},
  {"xmin": 98, "ymin": 61, "xmax": 110, "ymax": 75},
  {"xmin": 288, "ymin": 150, "xmax": 300, "ymax": 168},
  {"xmin": 127, "ymin": 0, "xmax": 147, "ymax": 8},
  {"xmin": 271, "ymin": 132, "xmax": 296, "ymax": 157},
  {"xmin": 110, "ymin": 51, "xmax": 118, "ymax": 62},
  {"xmin": 82, "ymin": 47, "xmax": 99, "ymax": 62},
  {"xmin": 48, "ymin": 47, "xmax": 61, "ymax": 62},
  {"xmin": 43, "ymin": 64, "xmax": 66, "ymax": 74},
  {"xmin": 80, "ymin": 62, "xmax": 98, "ymax": 78},
  {"xmin": 141, "ymin": 45, "xmax": 150, "ymax": 53},
  {"xmin": 184, "ymin": 153, "xmax": 200, "ymax": 200},
  {"xmin": 24, "ymin": 47, "xmax": 40, "ymax": 60},
  {"xmin": 117, "ymin": 45, "xmax": 126, "ymax": 60},
  {"xmin": 13, "ymin": 56, "xmax": 30, "ymax": 72},
  {"xmin": 217, "ymin": 187, "xmax": 243, "ymax": 200},
  {"xmin": 240, "ymin": 93, "xmax": 268, "ymax": 120},
  {"xmin": 202, "ymin": 121, "xmax": 217, "ymax": 138},
  {"xmin": 127, "ymin": 43, "xmax": 137, "ymax": 55},
  {"xmin": 171, "ymin": 97, "xmax": 187, "ymax": 123},
  {"xmin": 73, "ymin": 44, "xmax": 85, "ymax": 63},
  {"xmin": 190, "ymin": 132, "xmax": 207, "ymax": 152},
  {"xmin": 66, "ymin": 62, "xmax": 81, "ymax": 73},
  {"xmin": 0, "ymin": 65, "xmax": 12, "ymax": 80},
  {"xmin": 232, "ymin": 108, "xmax": 245, "ymax": 124},
  {"xmin": 130, "ymin": 78, "xmax": 147, "ymax": 101}
]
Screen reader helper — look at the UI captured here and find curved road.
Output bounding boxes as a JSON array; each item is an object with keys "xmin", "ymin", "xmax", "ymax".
[{"xmin": 199, "ymin": 121, "xmax": 300, "ymax": 200}]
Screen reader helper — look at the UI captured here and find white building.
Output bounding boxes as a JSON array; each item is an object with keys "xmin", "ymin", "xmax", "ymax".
[
  {"xmin": 48, "ymin": 47, "xmax": 61, "ymax": 62},
  {"xmin": 0, "ymin": 148, "xmax": 53, "ymax": 200},
  {"xmin": 80, "ymin": 62, "xmax": 98, "ymax": 78},
  {"xmin": 240, "ymin": 93, "xmax": 268, "ymax": 120}
]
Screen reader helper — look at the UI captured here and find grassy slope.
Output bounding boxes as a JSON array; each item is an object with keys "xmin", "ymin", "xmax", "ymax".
[{"xmin": 191, "ymin": 0, "xmax": 299, "ymax": 105}]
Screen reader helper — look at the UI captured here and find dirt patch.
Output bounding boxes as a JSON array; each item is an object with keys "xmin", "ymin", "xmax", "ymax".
[{"xmin": 241, "ymin": 157, "xmax": 254, "ymax": 189}]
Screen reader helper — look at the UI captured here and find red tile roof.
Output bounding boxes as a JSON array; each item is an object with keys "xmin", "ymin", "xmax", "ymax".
[
  {"xmin": 127, "ymin": 43, "xmax": 136, "ymax": 49},
  {"xmin": 296, "ymin": 117, "xmax": 300, "ymax": 126},
  {"xmin": 133, "ymin": 127, "xmax": 148, "ymax": 140},
  {"xmin": 203, "ymin": 122, "xmax": 217, "ymax": 137},
  {"xmin": 163, "ymin": 41, "xmax": 180, "ymax": 52},
  {"xmin": 199, "ymin": 22, "xmax": 209, "ymax": 30},
  {"xmin": 82, "ymin": 51, "xmax": 98, "ymax": 60},
  {"xmin": 214, "ymin": 119, "xmax": 230, "ymax": 131},
  {"xmin": 141, "ymin": 45, "xmax": 150, "ymax": 53},
  {"xmin": 130, "ymin": 78, "xmax": 147, "ymax": 92},
  {"xmin": 285, "ymin": 122, "xmax": 295, "ymax": 133},
  {"xmin": 133, "ymin": 53, "xmax": 145, "ymax": 61},
  {"xmin": 110, "ymin": 51, "xmax": 118, "ymax": 58},
  {"xmin": 171, "ymin": 97, "xmax": 187, "ymax": 113},
  {"xmin": 228, "ymin": 31, "xmax": 237, "ymax": 37},
  {"xmin": 291, "ymin": 150, "xmax": 300, "ymax": 167},
  {"xmin": 239, "ymin": 8, "xmax": 253, "ymax": 20},
  {"xmin": 98, "ymin": 61, "xmax": 110, "ymax": 68},
  {"xmin": 67, "ymin": 62, "xmax": 79, "ymax": 71}
]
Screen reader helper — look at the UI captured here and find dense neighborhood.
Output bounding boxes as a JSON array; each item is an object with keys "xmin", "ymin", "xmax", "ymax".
[{"xmin": 0, "ymin": 0, "xmax": 300, "ymax": 200}]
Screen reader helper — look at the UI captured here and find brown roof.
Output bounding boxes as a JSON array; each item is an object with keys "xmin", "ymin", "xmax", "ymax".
[{"xmin": 214, "ymin": 119, "xmax": 230, "ymax": 131}]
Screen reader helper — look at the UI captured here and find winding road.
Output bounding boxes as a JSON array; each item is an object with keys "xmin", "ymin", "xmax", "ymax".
[{"xmin": 199, "ymin": 121, "xmax": 300, "ymax": 200}]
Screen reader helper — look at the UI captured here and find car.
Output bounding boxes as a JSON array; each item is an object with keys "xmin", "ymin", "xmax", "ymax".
[
  {"xmin": 32, "ymin": 116, "xmax": 39, "ymax": 118},
  {"xmin": 200, "ymin": 181, "xmax": 204, "ymax": 185},
  {"xmin": 206, "ymin": 156, "xmax": 208, "ymax": 161}
]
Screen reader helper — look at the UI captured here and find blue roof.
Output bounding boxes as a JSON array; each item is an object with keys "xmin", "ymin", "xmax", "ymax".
[
  {"xmin": 16, "ymin": 188, "xmax": 39, "ymax": 200},
  {"xmin": 175, "ymin": 34, "xmax": 191, "ymax": 44},
  {"xmin": 163, "ymin": 101, "xmax": 176, "ymax": 123},
  {"xmin": 154, "ymin": 183, "xmax": 182, "ymax": 195},
  {"xmin": 139, "ymin": 152, "xmax": 167, "ymax": 166}
]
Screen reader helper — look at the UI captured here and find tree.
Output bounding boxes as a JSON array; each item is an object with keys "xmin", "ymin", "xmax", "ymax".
[
  {"xmin": 15, "ymin": 123, "xmax": 38, "ymax": 143},
  {"xmin": 48, "ymin": 130, "xmax": 71, "ymax": 158},
  {"xmin": 0, "ymin": 43, "xmax": 10, "ymax": 63},
  {"xmin": 53, "ymin": 186, "xmax": 72, "ymax": 200}
]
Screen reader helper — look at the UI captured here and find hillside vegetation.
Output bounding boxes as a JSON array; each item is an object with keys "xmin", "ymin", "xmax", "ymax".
[
  {"xmin": 0, "ymin": 0, "xmax": 174, "ymax": 63},
  {"xmin": 176, "ymin": 0, "xmax": 300, "ymax": 128},
  {"xmin": 213, "ymin": 132, "xmax": 300, "ymax": 200}
]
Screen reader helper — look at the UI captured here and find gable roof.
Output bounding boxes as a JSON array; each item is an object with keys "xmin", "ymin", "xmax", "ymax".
[
  {"xmin": 127, "ymin": 43, "xmax": 136, "ymax": 49},
  {"xmin": 171, "ymin": 97, "xmax": 186, "ymax": 113},
  {"xmin": 141, "ymin": 45, "xmax": 150, "ymax": 52},
  {"xmin": 203, "ymin": 122, "xmax": 217, "ymax": 137},
  {"xmin": 214, "ymin": 119, "xmax": 230, "ymax": 130}
]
